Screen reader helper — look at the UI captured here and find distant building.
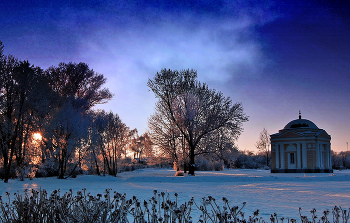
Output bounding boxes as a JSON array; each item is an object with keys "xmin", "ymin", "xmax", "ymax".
[{"xmin": 270, "ymin": 112, "xmax": 332, "ymax": 173}]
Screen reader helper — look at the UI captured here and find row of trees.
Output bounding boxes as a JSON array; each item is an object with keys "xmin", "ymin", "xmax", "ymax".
[
  {"xmin": 1, "ymin": 41, "xmax": 251, "ymax": 182},
  {"xmin": 3, "ymin": 40, "xmax": 348, "ymax": 183},
  {"xmin": 0, "ymin": 42, "xmax": 155, "ymax": 183},
  {"xmin": 332, "ymin": 151, "xmax": 350, "ymax": 169}
]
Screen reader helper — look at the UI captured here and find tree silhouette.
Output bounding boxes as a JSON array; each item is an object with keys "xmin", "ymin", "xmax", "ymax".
[
  {"xmin": 147, "ymin": 69, "xmax": 248, "ymax": 175},
  {"xmin": 255, "ymin": 128, "xmax": 270, "ymax": 167}
]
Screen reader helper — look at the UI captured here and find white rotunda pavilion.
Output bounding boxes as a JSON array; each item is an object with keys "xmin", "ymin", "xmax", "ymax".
[{"xmin": 270, "ymin": 113, "xmax": 332, "ymax": 173}]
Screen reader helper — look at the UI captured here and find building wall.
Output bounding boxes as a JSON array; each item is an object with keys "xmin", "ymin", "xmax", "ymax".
[
  {"xmin": 307, "ymin": 148, "xmax": 316, "ymax": 169},
  {"xmin": 270, "ymin": 137, "xmax": 332, "ymax": 173},
  {"xmin": 271, "ymin": 149, "xmax": 276, "ymax": 169}
]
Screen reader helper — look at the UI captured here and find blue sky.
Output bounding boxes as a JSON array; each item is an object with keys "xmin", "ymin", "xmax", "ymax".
[{"xmin": 1, "ymin": 0, "xmax": 349, "ymax": 152}]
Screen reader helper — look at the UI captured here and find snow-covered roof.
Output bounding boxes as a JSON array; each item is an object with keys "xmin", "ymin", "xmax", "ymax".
[{"xmin": 284, "ymin": 118, "xmax": 318, "ymax": 129}]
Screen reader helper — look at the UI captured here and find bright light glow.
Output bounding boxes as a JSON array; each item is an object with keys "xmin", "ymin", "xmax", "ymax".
[{"xmin": 33, "ymin": 133, "xmax": 42, "ymax": 141}]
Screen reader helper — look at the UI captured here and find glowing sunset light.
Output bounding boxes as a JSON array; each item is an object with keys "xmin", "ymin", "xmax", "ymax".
[{"xmin": 33, "ymin": 133, "xmax": 42, "ymax": 141}]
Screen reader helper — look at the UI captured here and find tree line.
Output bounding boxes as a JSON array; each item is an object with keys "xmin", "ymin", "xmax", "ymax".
[
  {"xmin": 0, "ymin": 42, "xmax": 155, "ymax": 183},
  {"xmin": 3, "ymin": 40, "xmax": 347, "ymax": 184},
  {"xmin": 0, "ymin": 41, "xmax": 252, "ymax": 182}
]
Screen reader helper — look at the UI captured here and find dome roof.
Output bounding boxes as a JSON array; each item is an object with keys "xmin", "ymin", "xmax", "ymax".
[{"xmin": 284, "ymin": 119, "xmax": 319, "ymax": 129}]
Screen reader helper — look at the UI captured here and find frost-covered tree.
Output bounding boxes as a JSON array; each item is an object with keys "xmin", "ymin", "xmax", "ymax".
[
  {"xmin": 130, "ymin": 132, "xmax": 153, "ymax": 164},
  {"xmin": 148, "ymin": 100, "xmax": 185, "ymax": 168},
  {"xmin": 104, "ymin": 112, "xmax": 131, "ymax": 176},
  {"xmin": 198, "ymin": 128, "xmax": 240, "ymax": 168},
  {"xmin": 147, "ymin": 69, "xmax": 248, "ymax": 175},
  {"xmin": 44, "ymin": 101, "xmax": 89, "ymax": 179},
  {"xmin": 255, "ymin": 128, "xmax": 270, "ymax": 167},
  {"xmin": 0, "ymin": 44, "xmax": 115, "ymax": 181},
  {"xmin": 44, "ymin": 62, "xmax": 113, "ymax": 110},
  {"xmin": 0, "ymin": 49, "xmax": 52, "ymax": 182},
  {"xmin": 42, "ymin": 62, "xmax": 113, "ymax": 179},
  {"xmin": 84, "ymin": 110, "xmax": 108, "ymax": 175},
  {"xmin": 140, "ymin": 132, "xmax": 154, "ymax": 160},
  {"xmin": 85, "ymin": 110, "xmax": 134, "ymax": 176}
]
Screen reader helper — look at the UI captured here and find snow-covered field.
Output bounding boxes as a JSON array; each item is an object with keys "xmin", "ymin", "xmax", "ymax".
[{"xmin": 1, "ymin": 169, "xmax": 349, "ymax": 220}]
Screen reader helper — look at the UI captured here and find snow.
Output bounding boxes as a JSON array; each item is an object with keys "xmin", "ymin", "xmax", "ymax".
[{"xmin": 1, "ymin": 169, "xmax": 349, "ymax": 220}]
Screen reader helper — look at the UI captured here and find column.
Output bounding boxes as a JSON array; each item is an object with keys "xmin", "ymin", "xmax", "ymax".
[
  {"xmin": 316, "ymin": 142, "xmax": 320, "ymax": 168},
  {"xmin": 302, "ymin": 142, "xmax": 307, "ymax": 169},
  {"xmin": 280, "ymin": 143, "xmax": 285, "ymax": 169},
  {"xmin": 328, "ymin": 143, "xmax": 332, "ymax": 169},
  {"xmin": 276, "ymin": 144, "xmax": 280, "ymax": 169},
  {"xmin": 320, "ymin": 143, "xmax": 328, "ymax": 169},
  {"xmin": 319, "ymin": 143, "xmax": 322, "ymax": 168},
  {"xmin": 324, "ymin": 143, "xmax": 329, "ymax": 169},
  {"xmin": 297, "ymin": 143, "xmax": 301, "ymax": 169}
]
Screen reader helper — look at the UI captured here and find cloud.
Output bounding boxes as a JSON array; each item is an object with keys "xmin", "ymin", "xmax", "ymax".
[
  {"xmin": 80, "ymin": 11, "xmax": 268, "ymax": 78},
  {"xmin": 72, "ymin": 1, "xmax": 275, "ymax": 132}
]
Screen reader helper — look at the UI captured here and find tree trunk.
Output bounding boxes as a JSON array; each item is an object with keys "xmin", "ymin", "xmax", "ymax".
[
  {"xmin": 58, "ymin": 148, "xmax": 66, "ymax": 179},
  {"xmin": 92, "ymin": 149, "xmax": 100, "ymax": 175},
  {"xmin": 113, "ymin": 146, "xmax": 117, "ymax": 176},
  {"xmin": 188, "ymin": 145, "xmax": 195, "ymax": 176},
  {"xmin": 4, "ymin": 138, "xmax": 16, "ymax": 183},
  {"xmin": 104, "ymin": 156, "xmax": 112, "ymax": 175},
  {"xmin": 3, "ymin": 155, "xmax": 9, "ymax": 183},
  {"xmin": 115, "ymin": 158, "xmax": 118, "ymax": 176},
  {"xmin": 266, "ymin": 152, "xmax": 269, "ymax": 167},
  {"xmin": 95, "ymin": 158, "xmax": 100, "ymax": 175},
  {"xmin": 58, "ymin": 160, "xmax": 64, "ymax": 179},
  {"xmin": 4, "ymin": 161, "xmax": 12, "ymax": 183}
]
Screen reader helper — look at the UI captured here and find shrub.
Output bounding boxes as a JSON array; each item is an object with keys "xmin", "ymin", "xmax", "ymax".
[
  {"xmin": 195, "ymin": 155, "xmax": 225, "ymax": 171},
  {"xmin": 36, "ymin": 157, "xmax": 59, "ymax": 178},
  {"xmin": 16, "ymin": 164, "xmax": 38, "ymax": 181},
  {"xmin": 0, "ymin": 189, "xmax": 349, "ymax": 223}
]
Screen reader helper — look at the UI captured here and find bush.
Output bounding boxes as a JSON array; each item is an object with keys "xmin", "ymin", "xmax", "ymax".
[
  {"xmin": 1, "ymin": 189, "xmax": 349, "ymax": 223},
  {"xmin": 16, "ymin": 164, "xmax": 38, "ymax": 181},
  {"xmin": 146, "ymin": 157, "xmax": 173, "ymax": 169},
  {"xmin": 195, "ymin": 155, "xmax": 225, "ymax": 171},
  {"xmin": 35, "ymin": 158, "xmax": 59, "ymax": 178},
  {"xmin": 234, "ymin": 154, "xmax": 266, "ymax": 169}
]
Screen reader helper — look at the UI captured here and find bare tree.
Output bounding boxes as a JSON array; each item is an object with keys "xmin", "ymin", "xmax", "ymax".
[
  {"xmin": 86, "ymin": 110, "xmax": 109, "ymax": 175},
  {"xmin": 87, "ymin": 110, "xmax": 134, "ymax": 176},
  {"xmin": 104, "ymin": 112, "xmax": 131, "ymax": 176},
  {"xmin": 147, "ymin": 69, "xmax": 248, "ymax": 175},
  {"xmin": 199, "ymin": 127, "xmax": 240, "ymax": 168},
  {"xmin": 43, "ymin": 62, "xmax": 113, "ymax": 179},
  {"xmin": 44, "ymin": 62, "xmax": 113, "ymax": 110},
  {"xmin": 0, "ymin": 52, "xmax": 51, "ymax": 182},
  {"xmin": 45, "ymin": 101, "xmax": 89, "ymax": 179},
  {"xmin": 0, "ymin": 44, "xmax": 114, "ymax": 181},
  {"xmin": 255, "ymin": 128, "xmax": 271, "ymax": 167},
  {"xmin": 130, "ymin": 132, "xmax": 153, "ymax": 164},
  {"xmin": 148, "ymin": 101, "xmax": 184, "ymax": 167}
]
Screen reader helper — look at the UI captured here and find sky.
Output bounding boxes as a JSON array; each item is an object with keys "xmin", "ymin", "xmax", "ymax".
[{"xmin": 1, "ymin": 0, "xmax": 349, "ymax": 152}]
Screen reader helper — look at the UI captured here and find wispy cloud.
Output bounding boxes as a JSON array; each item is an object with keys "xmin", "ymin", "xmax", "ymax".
[{"xmin": 71, "ymin": 1, "xmax": 276, "ymax": 132}]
